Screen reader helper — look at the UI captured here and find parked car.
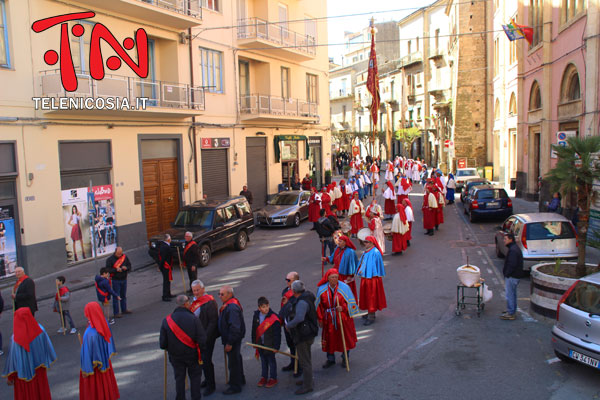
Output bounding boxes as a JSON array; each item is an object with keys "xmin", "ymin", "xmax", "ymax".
[
  {"xmin": 256, "ymin": 190, "xmax": 310, "ymax": 227},
  {"xmin": 460, "ymin": 178, "xmax": 491, "ymax": 203},
  {"xmin": 552, "ymin": 273, "xmax": 600, "ymax": 369},
  {"xmin": 464, "ymin": 185, "xmax": 512, "ymax": 222},
  {"xmin": 494, "ymin": 213, "xmax": 577, "ymax": 262},
  {"xmin": 455, "ymin": 168, "xmax": 481, "ymax": 191},
  {"xmin": 148, "ymin": 196, "xmax": 254, "ymax": 268}
]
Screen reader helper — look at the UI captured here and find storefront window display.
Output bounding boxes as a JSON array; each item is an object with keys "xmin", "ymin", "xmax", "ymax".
[{"xmin": 0, "ymin": 205, "xmax": 17, "ymax": 278}]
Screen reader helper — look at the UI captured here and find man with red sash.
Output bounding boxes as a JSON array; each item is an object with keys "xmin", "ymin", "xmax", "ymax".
[
  {"xmin": 160, "ymin": 295, "xmax": 207, "ymax": 400},
  {"xmin": 95, "ymin": 268, "xmax": 121, "ymax": 324},
  {"xmin": 251, "ymin": 297, "xmax": 281, "ymax": 388},
  {"xmin": 357, "ymin": 237, "xmax": 387, "ymax": 326},
  {"xmin": 316, "ymin": 268, "xmax": 358, "ymax": 369},
  {"xmin": 12, "ymin": 267, "xmax": 37, "ymax": 316},
  {"xmin": 323, "ymin": 235, "xmax": 359, "ymax": 300},
  {"xmin": 218, "ymin": 285, "xmax": 246, "ymax": 395},
  {"xmin": 279, "ymin": 272, "xmax": 300, "ymax": 375},
  {"xmin": 190, "ymin": 280, "xmax": 219, "ymax": 396},
  {"xmin": 182, "ymin": 232, "xmax": 200, "ymax": 292},
  {"xmin": 157, "ymin": 234, "xmax": 174, "ymax": 302},
  {"xmin": 106, "ymin": 247, "xmax": 132, "ymax": 318},
  {"xmin": 301, "ymin": 173, "xmax": 312, "ymax": 191},
  {"xmin": 422, "ymin": 181, "xmax": 438, "ymax": 236}
]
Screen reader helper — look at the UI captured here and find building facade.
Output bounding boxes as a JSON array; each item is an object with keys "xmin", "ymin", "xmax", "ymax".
[{"xmin": 0, "ymin": 0, "xmax": 330, "ymax": 279}]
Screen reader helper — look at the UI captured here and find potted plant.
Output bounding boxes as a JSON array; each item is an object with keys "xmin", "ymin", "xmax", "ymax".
[
  {"xmin": 325, "ymin": 169, "xmax": 332, "ymax": 185},
  {"xmin": 529, "ymin": 136, "xmax": 600, "ymax": 317},
  {"xmin": 343, "ymin": 165, "xmax": 350, "ymax": 179}
]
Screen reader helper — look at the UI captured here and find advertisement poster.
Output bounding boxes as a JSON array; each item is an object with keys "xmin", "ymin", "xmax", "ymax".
[
  {"xmin": 92, "ymin": 185, "xmax": 117, "ymax": 255},
  {"xmin": 0, "ymin": 205, "xmax": 18, "ymax": 279},
  {"xmin": 62, "ymin": 187, "xmax": 94, "ymax": 263}
]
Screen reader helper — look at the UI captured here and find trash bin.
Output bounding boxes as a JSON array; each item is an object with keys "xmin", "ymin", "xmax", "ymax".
[
  {"xmin": 510, "ymin": 178, "xmax": 517, "ymax": 190},
  {"xmin": 484, "ymin": 166, "xmax": 493, "ymax": 181}
]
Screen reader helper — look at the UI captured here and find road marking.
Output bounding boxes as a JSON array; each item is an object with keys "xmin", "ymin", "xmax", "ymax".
[
  {"xmin": 482, "ymin": 260, "xmax": 488, "ymax": 265},
  {"xmin": 487, "ymin": 268, "xmax": 493, "ymax": 274},
  {"xmin": 517, "ymin": 307, "xmax": 537, "ymax": 322},
  {"xmin": 416, "ymin": 336, "xmax": 438, "ymax": 349},
  {"xmin": 477, "ymin": 250, "xmax": 482, "ymax": 255},
  {"xmin": 311, "ymin": 385, "xmax": 339, "ymax": 398},
  {"xmin": 546, "ymin": 357, "xmax": 561, "ymax": 364},
  {"xmin": 492, "ymin": 278, "xmax": 499, "ymax": 285}
]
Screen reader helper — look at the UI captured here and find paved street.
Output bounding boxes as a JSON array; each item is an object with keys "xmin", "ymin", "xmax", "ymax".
[{"xmin": 1, "ymin": 182, "xmax": 599, "ymax": 399}]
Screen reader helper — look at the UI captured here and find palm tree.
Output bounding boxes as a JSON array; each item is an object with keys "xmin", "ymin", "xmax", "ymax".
[{"xmin": 546, "ymin": 136, "xmax": 600, "ymax": 276}]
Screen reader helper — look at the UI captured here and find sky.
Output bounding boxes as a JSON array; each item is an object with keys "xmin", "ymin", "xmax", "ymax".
[{"xmin": 326, "ymin": 0, "xmax": 436, "ymax": 63}]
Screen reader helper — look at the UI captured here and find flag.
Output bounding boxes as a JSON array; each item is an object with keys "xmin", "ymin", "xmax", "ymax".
[
  {"xmin": 366, "ymin": 24, "xmax": 380, "ymax": 133},
  {"xmin": 502, "ymin": 24, "xmax": 519, "ymax": 41},
  {"xmin": 503, "ymin": 19, "xmax": 533, "ymax": 45}
]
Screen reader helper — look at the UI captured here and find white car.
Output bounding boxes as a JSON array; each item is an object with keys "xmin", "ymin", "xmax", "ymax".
[{"xmin": 455, "ymin": 168, "xmax": 480, "ymax": 190}]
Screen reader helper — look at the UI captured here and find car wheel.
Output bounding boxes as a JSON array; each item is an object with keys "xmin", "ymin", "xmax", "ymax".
[
  {"xmin": 199, "ymin": 244, "xmax": 211, "ymax": 267},
  {"xmin": 469, "ymin": 211, "xmax": 477, "ymax": 223},
  {"xmin": 293, "ymin": 213, "xmax": 301, "ymax": 227},
  {"xmin": 235, "ymin": 230, "xmax": 248, "ymax": 251},
  {"xmin": 495, "ymin": 239, "xmax": 505, "ymax": 258},
  {"xmin": 554, "ymin": 350, "xmax": 574, "ymax": 363}
]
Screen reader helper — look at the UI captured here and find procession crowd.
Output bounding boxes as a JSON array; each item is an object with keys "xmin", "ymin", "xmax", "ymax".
[{"xmin": 1, "ymin": 155, "xmax": 462, "ymax": 400}]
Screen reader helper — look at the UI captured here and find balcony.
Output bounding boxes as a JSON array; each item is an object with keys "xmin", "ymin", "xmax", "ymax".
[
  {"xmin": 428, "ymin": 47, "xmax": 445, "ymax": 60},
  {"xmin": 39, "ymin": 70, "xmax": 204, "ymax": 117},
  {"xmin": 65, "ymin": 0, "xmax": 202, "ymax": 29},
  {"xmin": 428, "ymin": 80, "xmax": 449, "ymax": 101},
  {"xmin": 237, "ymin": 18, "xmax": 316, "ymax": 61},
  {"xmin": 400, "ymin": 52, "xmax": 423, "ymax": 68},
  {"xmin": 239, "ymin": 94, "xmax": 319, "ymax": 123}
]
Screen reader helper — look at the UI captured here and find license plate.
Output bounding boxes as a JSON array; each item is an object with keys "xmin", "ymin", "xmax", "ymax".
[
  {"xmin": 486, "ymin": 202, "xmax": 500, "ymax": 208},
  {"xmin": 569, "ymin": 350, "xmax": 600, "ymax": 368}
]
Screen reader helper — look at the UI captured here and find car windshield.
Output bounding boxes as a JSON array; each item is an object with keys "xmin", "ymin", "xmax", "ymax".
[
  {"xmin": 467, "ymin": 181, "xmax": 489, "ymax": 190},
  {"xmin": 476, "ymin": 189, "xmax": 508, "ymax": 200},
  {"xmin": 526, "ymin": 221, "xmax": 575, "ymax": 240},
  {"xmin": 173, "ymin": 210, "xmax": 214, "ymax": 227},
  {"xmin": 564, "ymin": 281, "xmax": 600, "ymax": 314},
  {"xmin": 269, "ymin": 194, "xmax": 298, "ymax": 205},
  {"xmin": 457, "ymin": 169, "xmax": 478, "ymax": 177}
]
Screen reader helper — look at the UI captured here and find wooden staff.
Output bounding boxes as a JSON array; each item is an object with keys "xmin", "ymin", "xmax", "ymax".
[
  {"xmin": 175, "ymin": 247, "xmax": 187, "ymax": 293},
  {"xmin": 294, "ymin": 349, "xmax": 298, "ymax": 375},
  {"xmin": 321, "ymin": 240, "xmax": 325, "ymax": 277},
  {"xmin": 337, "ymin": 296, "xmax": 350, "ymax": 372},
  {"xmin": 55, "ymin": 281, "xmax": 66, "ymax": 335},
  {"xmin": 245, "ymin": 342, "xmax": 298, "ymax": 359},
  {"xmin": 163, "ymin": 350, "xmax": 168, "ymax": 400},
  {"xmin": 77, "ymin": 332, "xmax": 82, "ymax": 347},
  {"xmin": 224, "ymin": 348, "xmax": 229, "ymax": 384}
]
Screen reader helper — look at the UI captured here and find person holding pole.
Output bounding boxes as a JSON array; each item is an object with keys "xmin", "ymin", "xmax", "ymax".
[
  {"xmin": 94, "ymin": 268, "xmax": 121, "ymax": 325},
  {"xmin": 54, "ymin": 276, "xmax": 76, "ymax": 334},
  {"xmin": 316, "ymin": 269, "xmax": 358, "ymax": 370},
  {"xmin": 279, "ymin": 272, "xmax": 301, "ymax": 377},
  {"xmin": 218, "ymin": 285, "xmax": 246, "ymax": 395},
  {"xmin": 106, "ymin": 247, "xmax": 132, "ymax": 318},
  {"xmin": 160, "ymin": 295, "xmax": 207, "ymax": 400},
  {"xmin": 156, "ymin": 234, "xmax": 174, "ymax": 302},
  {"xmin": 357, "ymin": 237, "xmax": 387, "ymax": 326},
  {"xmin": 251, "ymin": 296, "xmax": 281, "ymax": 388}
]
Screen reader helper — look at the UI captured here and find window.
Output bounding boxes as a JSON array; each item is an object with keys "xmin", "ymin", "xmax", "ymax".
[
  {"xmin": 435, "ymin": 29, "xmax": 440, "ymax": 51},
  {"xmin": 509, "ymin": 40, "xmax": 517, "ymax": 65},
  {"xmin": 281, "ymin": 67, "xmax": 290, "ymax": 99},
  {"xmin": 59, "ymin": 141, "xmax": 112, "ymax": 190},
  {"xmin": 239, "ymin": 60, "xmax": 249, "ymax": 97},
  {"xmin": 508, "ymin": 93, "xmax": 517, "ymax": 115},
  {"xmin": 407, "ymin": 40, "xmax": 412, "ymax": 54},
  {"xmin": 306, "ymin": 73, "xmax": 318, "ymax": 103},
  {"xmin": 200, "ymin": 48, "xmax": 223, "ymax": 93},
  {"xmin": 526, "ymin": 221, "xmax": 575, "ymax": 240},
  {"xmin": 70, "ymin": 20, "xmax": 94, "ymax": 73},
  {"xmin": 305, "ymin": 16, "xmax": 316, "ymax": 41},
  {"xmin": 528, "ymin": 81, "xmax": 541, "ymax": 110},
  {"xmin": 494, "ymin": 38, "xmax": 499, "ymax": 77},
  {"xmin": 529, "ymin": 0, "xmax": 543, "ymax": 47},
  {"xmin": 202, "ymin": 0, "xmax": 220, "ymax": 12},
  {"xmin": 561, "ymin": 0, "xmax": 584, "ymax": 24},
  {"xmin": 278, "ymin": 3, "xmax": 289, "ymax": 34},
  {"xmin": 236, "ymin": 201, "xmax": 251, "ymax": 216},
  {"xmin": 416, "ymin": 36, "xmax": 420, "ymax": 52},
  {"xmin": 0, "ymin": 0, "xmax": 10, "ymax": 68},
  {"xmin": 564, "ymin": 281, "xmax": 600, "ymax": 314},
  {"xmin": 494, "ymin": 98, "xmax": 501, "ymax": 120},
  {"xmin": 342, "ymin": 105, "xmax": 347, "ymax": 122},
  {"xmin": 223, "ymin": 205, "xmax": 238, "ymax": 222},
  {"xmin": 560, "ymin": 64, "xmax": 581, "ymax": 102}
]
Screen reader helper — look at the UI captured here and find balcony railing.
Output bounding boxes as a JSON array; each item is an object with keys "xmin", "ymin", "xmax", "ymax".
[
  {"xmin": 428, "ymin": 47, "xmax": 445, "ymax": 59},
  {"xmin": 136, "ymin": 0, "xmax": 202, "ymax": 19},
  {"xmin": 400, "ymin": 52, "xmax": 423, "ymax": 67},
  {"xmin": 240, "ymin": 94, "xmax": 318, "ymax": 118},
  {"xmin": 237, "ymin": 18, "xmax": 316, "ymax": 57},
  {"xmin": 40, "ymin": 70, "xmax": 205, "ymax": 111}
]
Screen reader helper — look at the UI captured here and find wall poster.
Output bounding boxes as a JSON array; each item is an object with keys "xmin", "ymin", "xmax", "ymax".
[{"xmin": 0, "ymin": 205, "xmax": 18, "ymax": 278}]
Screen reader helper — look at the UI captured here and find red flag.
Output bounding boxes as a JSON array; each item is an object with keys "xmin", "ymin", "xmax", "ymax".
[
  {"xmin": 512, "ymin": 19, "xmax": 533, "ymax": 45},
  {"xmin": 366, "ymin": 25, "xmax": 380, "ymax": 130}
]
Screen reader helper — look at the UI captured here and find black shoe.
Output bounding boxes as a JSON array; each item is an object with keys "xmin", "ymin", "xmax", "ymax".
[
  {"xmin": 407, "ymin": 240, "xmax": 411, "ymax": 247},
  {"xmin": 295, "ymin": 387, "xmax": 314, "ymax": 395},
  {"xmin": 362, "ymin": 314, "xmax": 369, "ymax": 320},
  {"xmin": 424, "ymin": 231, "xmax": 430, "ymax": 235},
  {"xmin": 282, "ymin": 363, "xmax": 294, "ymax": 372},
  {"xmin": 222, "ymin": 387, "xmax": 241, "ymax": 395},
  {"xmin": 363, "ymin": 319, "xmax": 375, "ymax": 326},
  {"xmin": 322, "ymin": 360, "xmax": 335, "ymax": 369},
  {"xmin": 435, "ymin": 226, "xmax": 439, "ymax": 231},
  {"xmin": 242, "ymin": 376, "xmax": 246, "ymax": 385},
  {"xmin": 203, "ymin": 387, "xmax": 215, "ymax": 396},
  {"xmin": 341, "ymin": 360, "xmax": 348, "ymax": 369},
  {"xmin": 201, "ymin": 380, "xmax": 208, "ymax": 388},
  {"xmin": 293, "ymin": 369, "xmax": 303, "ymax": 378},
  {"xmin": 169, "ymin": 294, "xmax": 177, "ymax": 298},
  {"xmin": 310, "ymin": 228, "xmax": 316, "ymax": 231},
  {"xmin": 162, "ymin": 297, "xmax": 172, "ymax": 302}
]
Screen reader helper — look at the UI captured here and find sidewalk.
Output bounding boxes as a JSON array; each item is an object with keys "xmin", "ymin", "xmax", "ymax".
[{"xmin": 1, "ymin": 245, "xmax": 155, "ymax": 310}]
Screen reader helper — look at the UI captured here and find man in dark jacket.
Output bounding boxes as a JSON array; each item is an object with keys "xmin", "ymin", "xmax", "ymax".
[
  {"xmin": 12, "ymin": 267, "xmax": 37, "ymax": 315},
  {"xmin": 156, "ymin": 234, "xmax": 174, "ymax": 302},
  {"xmin": 160, "ymin": 295, "xmax": 207, "ymax": 400},
  {"xmin": 285, "ymin": 280, "xmax": 318, "ymax": 395},
  {"xmin": 317, "ymin": 209, "xmax": 336, "ymax": 257},
  {"xmin": 218, "ymin": 285, "xmax": 246, "ymax": 395},
  {"xmin": 182, "ymin": 232, "xmax": 200, "ymax": 292},
  {"xmin": 239, "ymin": 186, "xmax": 253, "ymax": 205},
  {"xmin": 106, "ymin": 247, "xmax": 132, "ymax": 318},
  {"xmin": 501, "ymin": 233, "xmax": 524, "ymax": 320},
  {"xmin": 280, "ymin": 271, "xmax": 301, "ymax": 376},
  {"xmin": 190, "ymin": 280, "xmax": 219, "ymax": 396}
]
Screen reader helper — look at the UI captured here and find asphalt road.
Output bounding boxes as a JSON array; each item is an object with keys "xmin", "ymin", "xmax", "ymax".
[{"xmin": 1, "ymin": 184, "xmax": 599, "ymax": 400}]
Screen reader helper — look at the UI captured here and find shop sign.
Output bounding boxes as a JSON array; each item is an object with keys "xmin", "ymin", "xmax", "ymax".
[
  {"xmin": 308, "ymin": 138, "xmax": 321, "ymax": 146},
  {"xmin": 0, "ymin": 205, "xmax": 18, "ymax": 279},
  {"xmin": 457, "ymin": 158, "xmax": 467, "ymax": 169},
  {"xmin": 201, "ymin": 138, "xmax": 231, "ymax": 149}
]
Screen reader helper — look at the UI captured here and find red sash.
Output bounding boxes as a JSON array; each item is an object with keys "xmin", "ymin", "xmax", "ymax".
[
  {"xmin": 254, "ymin": 313, "xmax": 280, "ymax": 358},
  {"xmin": 166, "ymin": 315, "xmax": 203, "ymax": 364},
  {"xmin": 219, "ymin": 297, "xmax": 243, "ymax": 314},
  {"xmin": 55, "ymin": 286, "xmax": 69, "ymax": 301},
  {"xmin": 182, "ymin": 241, "xmax": 197, "ymax": 267},
  {"xmin": 95, "ymin": 281, "xmax": 109, "ymax": 303},
  {"xmin": 190, "ymin": 294, "xmax": 214, "ymax": 314},
  {"xmin": 113, "ymin": 254, "xmax": 126, "ymax": 270},
  {"xmin": 158, "ymin": 253, "xmax": 173, "ymax": 281},
  {"xmin": 13, "ymin": 275, "xmax": 28, "ymax": 294}
]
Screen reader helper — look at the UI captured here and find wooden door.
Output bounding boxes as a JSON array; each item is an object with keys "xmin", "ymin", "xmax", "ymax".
[{"xmin": 143, "ymin": 158, "xmax": 179, "ymax": 239}]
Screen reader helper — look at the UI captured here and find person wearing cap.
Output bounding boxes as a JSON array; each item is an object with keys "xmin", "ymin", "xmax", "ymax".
[
  {"xmin": 391, "ymin": 204, "xmax": 410, "ymax": 256},
  {"xmin": 357, "ymin": 237, "xmax": 387, "ymax": 326},
  {"xmin": 382, "ymin": 181, "xmax": 396, "ymax": 220},
  {"xmin": 316, "ymin": 269, "xmax": 358, "ymax": 369},
  {"xmin": 348, "ymin": 192, "xmax": 365, "ymax": 238},
  {"xmin": 3, "ymin": 307, "xmax": 57, "ymax": 399},
  {"xmin": 79, "ymin": 302, "xmax": 120, "ymax": 400},
  {"xmin": 322, "ymin": 235, "xmax": 359, "ymax": 300}
]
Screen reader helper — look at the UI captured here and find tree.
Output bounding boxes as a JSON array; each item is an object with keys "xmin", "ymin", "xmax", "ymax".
[
  {"xmin": 545, "ymin": 136, "xmax": 600, "ymax": 276},
  {"xmin": 395, "ymin": 127, "xmax": 422, "ymax": 155}
]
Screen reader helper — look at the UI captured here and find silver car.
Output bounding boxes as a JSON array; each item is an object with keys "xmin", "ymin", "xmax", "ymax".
[
  {"xmin": 256, "ymin": 190, "xmax": 310, "ymax": 227},
  {"xmin": 552, "ymin": 273, "xmax": 600, "ymax": 369},
  {"xmin": 494, "ymin": 213, "xmax": 578, "ymax": 262}
]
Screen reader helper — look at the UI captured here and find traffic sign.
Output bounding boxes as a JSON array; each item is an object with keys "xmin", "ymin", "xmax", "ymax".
[
  {"xmin": 457, "ymin": 158, "xmax": 467, "ymax": 169},
  {"xmin": 556, "ymin": 130, "xmax": 576, "ymax": 147}
]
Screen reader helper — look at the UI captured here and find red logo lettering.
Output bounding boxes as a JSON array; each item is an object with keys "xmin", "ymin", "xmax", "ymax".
[{"xmin": 32, "ymin": 12, "xmax": 148, "ymax": 92}]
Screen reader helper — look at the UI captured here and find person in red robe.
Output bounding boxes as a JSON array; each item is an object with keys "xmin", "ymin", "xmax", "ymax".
[
  {"xmin": 320, "ymin": 187, "xmax": 332, "ymax": 216},
  {"xmin": 382, "ymin": 181, "xmax": 396, "ymax": 219},
  {"xmin": 435, "ymin": 186, "xmax": 445, "ymax": 229},
  {"xmin": 316, "ymin": 269, "xmax": 358, "ymax": 369},
  {"xmin": 402, "ymin": 199, "xmax": 414, "ymax": 246},
  {"xmin": 348, "ymin": 192, "xmax": 364, "ymax": 237},
  {"xmin": 322, "ymin": 235, "xmax": 359, "ymax": 300},
  {"xmin": 357, "ymin": 237, "xmax": 387, "ymax": 325},
  {"xmin": 396, "ymin": 176, "xmax": 412, "ymax": 204},
  {"xmin": 391, "ymin": 204, "xmax": 409, "ymax": 255},
  {"xmin": 308, "ymin": 187, "xmax": 321, "ymax": 230},
  {"xmin": 3, "ymin": 308, "xmax": 56, "ymax": 400},
  {"xmin": 422, "ymin": 182, "xmax": 438, "ymax": 236},
  {"xmin": 338, "ymin": 180, "xmax": 350, "ymax": 215},
  {"xmin": 79, "ymin": 302, "xmax": 120, "ymax": 400}
]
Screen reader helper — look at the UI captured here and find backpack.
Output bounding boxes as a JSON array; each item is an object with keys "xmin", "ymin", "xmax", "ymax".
[{"xmin": 289, "ymin": 291, "xmax": 318, "ymax": 343}]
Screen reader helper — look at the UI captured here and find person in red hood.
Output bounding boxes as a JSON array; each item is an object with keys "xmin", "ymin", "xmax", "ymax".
[
  {"xmin": 320, "ymin": 187, "xmax": 332, "ymax": 216},
  {"xmin": 422, "ymin": 182, "xmax": 438, "ymax": 236},
  {"xmin": 308, "ymin": 187, "xmax": 321, "ymax": 230},
  {"xmin": 391, "ymin": 204, "xmax": 410, "ymax": 255},
  {"xmin": 382, "ymin": 181, "xmax": 396, "ymax": 220}
]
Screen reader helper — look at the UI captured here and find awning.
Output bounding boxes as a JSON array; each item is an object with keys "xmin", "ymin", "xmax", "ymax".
[{"xmin": 274, "ymin": 135, "xmax": 310, "ymax": 163}]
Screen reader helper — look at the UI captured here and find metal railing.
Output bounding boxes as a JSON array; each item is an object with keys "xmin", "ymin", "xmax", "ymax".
[
  {"xmin": 136, "ymin": 0, "xmax": 202, "ymax": 19},
  {"xmin": 40, "ymin": 70, "xmax": 205, "ymax": 110},
  {"xmin": 237, "ymin": 18, "xmax": 316, "ymax": 56},
  {"xmin": 239, "ymin": 94, "xmax": 318, "ymax": 118}
]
